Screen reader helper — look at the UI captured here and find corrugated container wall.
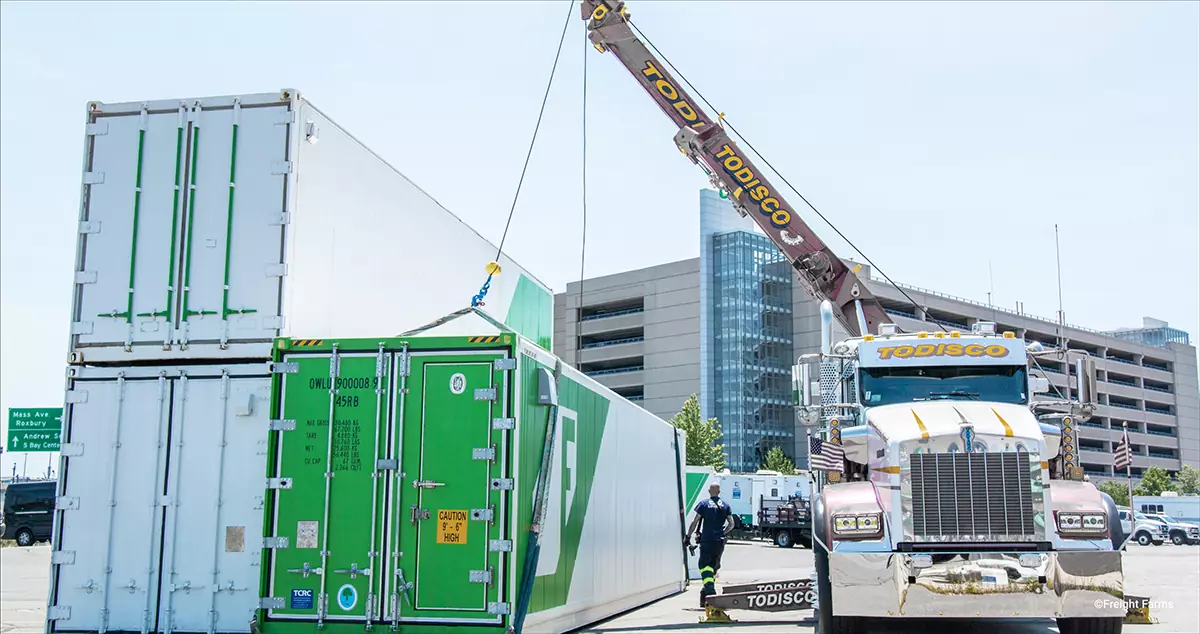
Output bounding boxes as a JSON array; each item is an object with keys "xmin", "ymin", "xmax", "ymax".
[
  {"xmin": 68, "ymin": 89, "xmax": 551, "ymax": 365},
  {"xmin": 257, "ymin": 315, "xmax": 686, "ymax": 634}
]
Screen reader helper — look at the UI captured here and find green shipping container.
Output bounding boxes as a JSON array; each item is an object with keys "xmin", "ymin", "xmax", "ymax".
[{"xmin": 258, "ymin": 310, "xmax": 687, "ymax": 634}]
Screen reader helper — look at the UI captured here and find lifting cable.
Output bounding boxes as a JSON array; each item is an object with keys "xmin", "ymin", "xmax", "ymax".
[
  {"xmin": 627, "ymin": 19, "xmax": 941, "ymax": 329},
  {"xmin": 576, "ymin": 24, "xmax": 589, "ymax": 367},
  {"xmin": 472, "ymin": 1, "xmax": 577, "ymax": 307}
]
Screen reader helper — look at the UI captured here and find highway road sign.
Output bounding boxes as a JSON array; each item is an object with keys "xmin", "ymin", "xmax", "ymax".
[{"xmin": 7, "ymin": 407, "xmax": 63, "ymax": 452}]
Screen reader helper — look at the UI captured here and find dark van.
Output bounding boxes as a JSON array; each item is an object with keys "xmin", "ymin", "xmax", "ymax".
[{"xmin": 1, "ymin": 481, "xmax": 56, "ymax": 546}]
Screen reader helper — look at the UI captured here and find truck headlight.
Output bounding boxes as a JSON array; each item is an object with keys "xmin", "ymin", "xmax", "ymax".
[
  {"xmin": 1055, "ymin": 512, "xmax": 1106, "ymax": 535},
  {"xmin": 832, "ymin": 512, "xmax": 884, "ymax": 539}
]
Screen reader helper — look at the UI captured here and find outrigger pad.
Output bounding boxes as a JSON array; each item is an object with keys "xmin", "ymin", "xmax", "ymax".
[{"xmin": 699, "ymin": 605, "xmax": 737, "ymax": 624}]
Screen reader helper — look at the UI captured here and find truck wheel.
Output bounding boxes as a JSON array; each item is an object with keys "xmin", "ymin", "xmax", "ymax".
[
  {"xmin": 1056, "ymin": 617, "xmax": 1123, "ymax": 634},
  {"xmin": 815, "ymin": 546, "xmax": 861, "ymax": 634},
  {"xmin": 1171, "ymin": 533, "xmax": 1186, "ymax": 546},
  {"xmin": 15, "ymin": 528, "xmax": 34, "ymax": 547},
  {"xmin": 775, "ymin": 530, "xmax": 794, "ymax": 548},
  {"xmin": 1135, "ymin": 532, "xmax": 1152, "ymax": 546}
]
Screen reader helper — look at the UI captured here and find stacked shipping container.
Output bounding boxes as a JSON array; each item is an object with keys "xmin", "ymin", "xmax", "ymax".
[
  {"xmin": 50, "ymin": 90, "xmax": 516, "ymax": 634},
  {"xmin": 49, "ymin": 89, "xmax": 685, "ymax": 634}
]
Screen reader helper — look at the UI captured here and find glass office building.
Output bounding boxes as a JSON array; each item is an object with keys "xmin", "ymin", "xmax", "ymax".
[{"xmin": 700, "ymin": 189, "xmax": 797, "ymax": 472}]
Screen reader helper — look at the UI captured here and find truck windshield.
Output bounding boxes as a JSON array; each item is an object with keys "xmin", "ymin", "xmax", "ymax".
[{"xmin": 860, "ymin": 365, "xmax": 1028, "ymax": 406}]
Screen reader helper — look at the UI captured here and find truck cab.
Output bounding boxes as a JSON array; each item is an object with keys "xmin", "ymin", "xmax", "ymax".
[{"xmin": 796, "ymin": 306, "xmax": 1124, "ymax": 634}]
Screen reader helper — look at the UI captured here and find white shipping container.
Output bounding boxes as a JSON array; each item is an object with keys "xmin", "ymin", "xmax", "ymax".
[
  {"xmin": 48, "ymin": 363, "xmax": 274, "ymax": 634},
  {"xmin": 69, "ymin": 89, "xmax": 552, "ymax": 364}
]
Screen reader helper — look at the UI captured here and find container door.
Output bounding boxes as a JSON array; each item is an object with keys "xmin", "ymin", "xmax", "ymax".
[
  {"xmin": 157, "ymin": 374, "xmax": 271, "ymax": 633},
  {"xmin": 51, "ymin": 375, "xmax": 171, "ymax": 633},
  {"xmin": 388, "ymin": 352, "xmax": 510, "ymax": 624},
  {"xmin": 176, "ymin": 103, "xmax": 289, "ymax": 349},
  {"xmin": 267, "ymin": 351, "xmax": 391, "ymax": 625},
  {"xmin": 74, "ymin": 108, "xmax": 193, "ymax": 350}
]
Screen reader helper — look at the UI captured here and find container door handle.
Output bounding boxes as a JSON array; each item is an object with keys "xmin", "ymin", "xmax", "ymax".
[
  {"xmin": 286, "ymin": 562, "xmax": 322, "ymax": 578},
  {"xmin": 412, "ymin": 480, "xmax": 444, "ymax": 489},
  {"xmin": 395, "ymin": 569, "xmax": 413, "ymax": 608},
  {"xmin": 332, "ymin": 563, "xmax": 370, "ymax": 579}
]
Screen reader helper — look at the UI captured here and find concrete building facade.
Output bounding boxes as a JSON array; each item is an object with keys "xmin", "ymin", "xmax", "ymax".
[{"xmin": 554, "ymin": 190, "xmax": 1200, "ymax": 479}]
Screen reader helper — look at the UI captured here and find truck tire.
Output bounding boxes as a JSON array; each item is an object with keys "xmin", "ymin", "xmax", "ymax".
[
  {"xmin": 1171, "ymin": 532, "xmax": 1186, "ymax": 546},
  {"xmin": 813, "ymin": 495, "xmax": 861, "ymax": 634},
  {"xmin": 775, "ymin": 530, "xmax": 794, "ymax": 548},
  {"xmin": 1135, "ymin": 531, "xmax": 1152, "ymax": 546},
  {"xmin": 15, "ymin": 528, "xmax": 34, "ymax": 547},
  {"xmin": 1056, "ymin": 617, "xmax": 1123, "ymax": 634},
  {"xmin": 815, "ymin": 545, "xmax": 861, "ymax": 633}
]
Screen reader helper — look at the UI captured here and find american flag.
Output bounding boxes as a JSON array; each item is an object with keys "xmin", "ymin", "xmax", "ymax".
[
  {"xmin": 1113, "ymin": 425, "xmax": 1132, "ymax": 471},
  {"xmin": 809, "ymin": 436, "xmax": 845, "ymax": 472}
]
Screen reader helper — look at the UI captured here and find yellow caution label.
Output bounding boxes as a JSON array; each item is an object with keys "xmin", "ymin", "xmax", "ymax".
[
  {"xmin": 436, "ymin": 509, "xmax": 468, "ymax": 545},
  {"xmin": 291, "ymin": 339, "xmax": 324, "ymax": 347},
  {"xmin": 467, "ymin": 336, "xmax": 501, "ymax": 344}
]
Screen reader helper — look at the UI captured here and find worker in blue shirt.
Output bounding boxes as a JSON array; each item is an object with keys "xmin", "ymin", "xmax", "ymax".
[{"xmin": 685, "ymin": 482, "xmax": 735, "ymax": 607}]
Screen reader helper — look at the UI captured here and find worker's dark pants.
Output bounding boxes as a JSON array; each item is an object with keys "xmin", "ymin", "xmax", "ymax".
[{"xmin": 698, "ymin": 541, "xmax": 725, "ymax": 606}]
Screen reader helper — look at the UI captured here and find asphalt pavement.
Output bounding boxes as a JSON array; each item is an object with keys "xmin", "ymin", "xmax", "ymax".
[{"xmin": 2, "ymin": 541, "xmax": 1197, "ymax": 633}]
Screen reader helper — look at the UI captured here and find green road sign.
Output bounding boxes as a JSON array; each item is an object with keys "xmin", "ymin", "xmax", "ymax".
[{"xmin": 7, "ymin": 407, "xmax": 64, "ymax": 452}]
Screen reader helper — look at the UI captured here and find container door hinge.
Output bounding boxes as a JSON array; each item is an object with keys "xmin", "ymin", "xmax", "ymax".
[
  {"xmin": 269, "ymin": 212, "xmax": 291, "ymax": 226},
  {"xmin": 271, "ymin": 161, "xmax": 293, "ymax": 175},
  {"xmin": 267, "ymin": 477, "xmax": 293, "ymax": 490},
  {"xmin": 265, "ymin": 263, "xmax": 289, "ymax": 277},
  {"xmin": 469, "ymin": 508, "xmax": 494, "ymax": 523},
  {"xmin": 472, "ymin": 447, "xmax": 496, "ymax": 461},
  {"xmin": 86, "ymin": 122, "xmax": 109, "ymax": 136},
  {"xmin": 262, "ymin": 316, "xmax": 285, "ymax": 329},
  {"xmin": 490, "ymin": 478, "xmax": 513, "ymax": 491},
  {"xmin": 260, "ymin": 597, "xmax": 286, "ymax": 610},
  {"xmin": 82, "ymin": 171, "xmax": 105, "ymax": 185},
  {"xmin": 48, "ymin": 606, "xmax": 72, "ymax": 621},
  {"xmin": 60, "ymin": 443, "xmax": 84, "ymax": 457},
  {"xmin": 375, "ymin": 458, "xmax": 398, "ymax": 470},
  {"xmin": 274, "ymin": 110, "xmax": 297, "ymax": 125},
  {"xmin": 493, "ymin": 358, "xmax": 516, "ymax": 371},
  {"xmin": 70, "ymin": 322, "xmax": 94, "ymax": 335},
  {"xmin": 487, "ymin": 602, "xmax": 511, "ymax": 616},
  {"xmin": 65, "ymin": 389, "xmax": 89, "ymax": 404},
  {"xmin": 74, "ymin": 271, "xmax": 98, "ymax": 285},
  {"xmin": 270, "ymin": 362, "xmax": 299, "ymax": 374},
  {"xmin": 492, "ymin": 418, "xmax": 515, "ymax": 431},
  {"xmin": 269, "ymin": 419, "xmax": 296, "ymax": 431},
  {"xmin": 489, "ymin": 540, "xmax": 512, "ymax": 553},
  {"xmin": 56, "ymin": 496, "xmax": 80, "ymax": 511},
  {"xmin": 52, "ymin": 551, "xmax": 76, "ymax": 565},
  {"xmin": 78, "ymin": 221, "xmax": 102, "ymax": 234},
  {"xmin": 468, "ymin": 569, "xmax": 493, "ymax": 585},
  {"xmin": 474, "ymin": 388, "xmax": 497, "ymax": 401},
  {"xmin": 263, "ymin": 536, "xmax": 290, "ymax": 549}
]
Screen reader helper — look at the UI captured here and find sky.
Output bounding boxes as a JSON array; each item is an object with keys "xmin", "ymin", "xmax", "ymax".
[{"xmin": 2, "ymin": 1, "xmax": 1198, "ymax": 477}]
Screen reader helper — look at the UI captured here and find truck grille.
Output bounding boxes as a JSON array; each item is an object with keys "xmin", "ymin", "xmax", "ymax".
[{"xmin": 909, "ymin": 451, "xmax": 1036, "ymax": 538}]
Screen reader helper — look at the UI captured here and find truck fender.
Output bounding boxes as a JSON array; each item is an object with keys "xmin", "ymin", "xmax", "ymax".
[{"xmin": 1098, "ymin": 492, "xmax": 1126, "ymax": 549}]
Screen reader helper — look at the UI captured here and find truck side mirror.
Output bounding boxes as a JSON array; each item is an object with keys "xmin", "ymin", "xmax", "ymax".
[
  {"xmin": 1030, "ymin": 376, "xmax": 1051, "ymax": 394},
  {"xmin": 1075, "ymin": 357, "xmax": 1097, "ymax": 405}
]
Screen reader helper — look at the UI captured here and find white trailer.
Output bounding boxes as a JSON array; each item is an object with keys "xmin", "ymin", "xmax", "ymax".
[{"xmin": 68, "ymin": 89, "xmax": 552, "ymax": 364}]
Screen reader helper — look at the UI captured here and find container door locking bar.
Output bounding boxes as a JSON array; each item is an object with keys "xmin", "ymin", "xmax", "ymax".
[
  {"xmin": 411, "ymin": 480, "xmax": 444, "ymax": 489},
  {"xmin": 286, "ymin": 562, "xmax": 322, "ymax": 578}
]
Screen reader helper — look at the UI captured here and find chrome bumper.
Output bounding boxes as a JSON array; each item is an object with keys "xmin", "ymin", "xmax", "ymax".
[{"xmin": 830, "ymin": 550, "xmax": 1124, "ymax": 618}]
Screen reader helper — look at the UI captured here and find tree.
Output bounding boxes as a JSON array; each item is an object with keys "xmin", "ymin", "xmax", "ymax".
[
  {"xmin": 1097, "ymin": 480, "xmax": 1129, "ymax": 507},
  {"xmin": 761, "ymin": 446, "xmax": 796, "ymax": 475},
  {"xmin": 1175, "ymin": 465, "xmax": 1200, "ymax": 496},
  {"xmin": 1133, "ymin": 466, "xmax": 1176, "ymax": 497},
  {"xmin": 669, "ymin": 394, "xmax": 726, "ymax": 472}
]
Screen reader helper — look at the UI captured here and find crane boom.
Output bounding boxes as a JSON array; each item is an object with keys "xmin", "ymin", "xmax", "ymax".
[{"xmin": 581, "ymin": 0, "xmax": 892, "ymax": 337}]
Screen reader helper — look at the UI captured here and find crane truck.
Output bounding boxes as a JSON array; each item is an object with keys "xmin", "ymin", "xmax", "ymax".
[{"xmin": 581, "ymin": 3, "xmax": 1127, "ymax": 633}]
